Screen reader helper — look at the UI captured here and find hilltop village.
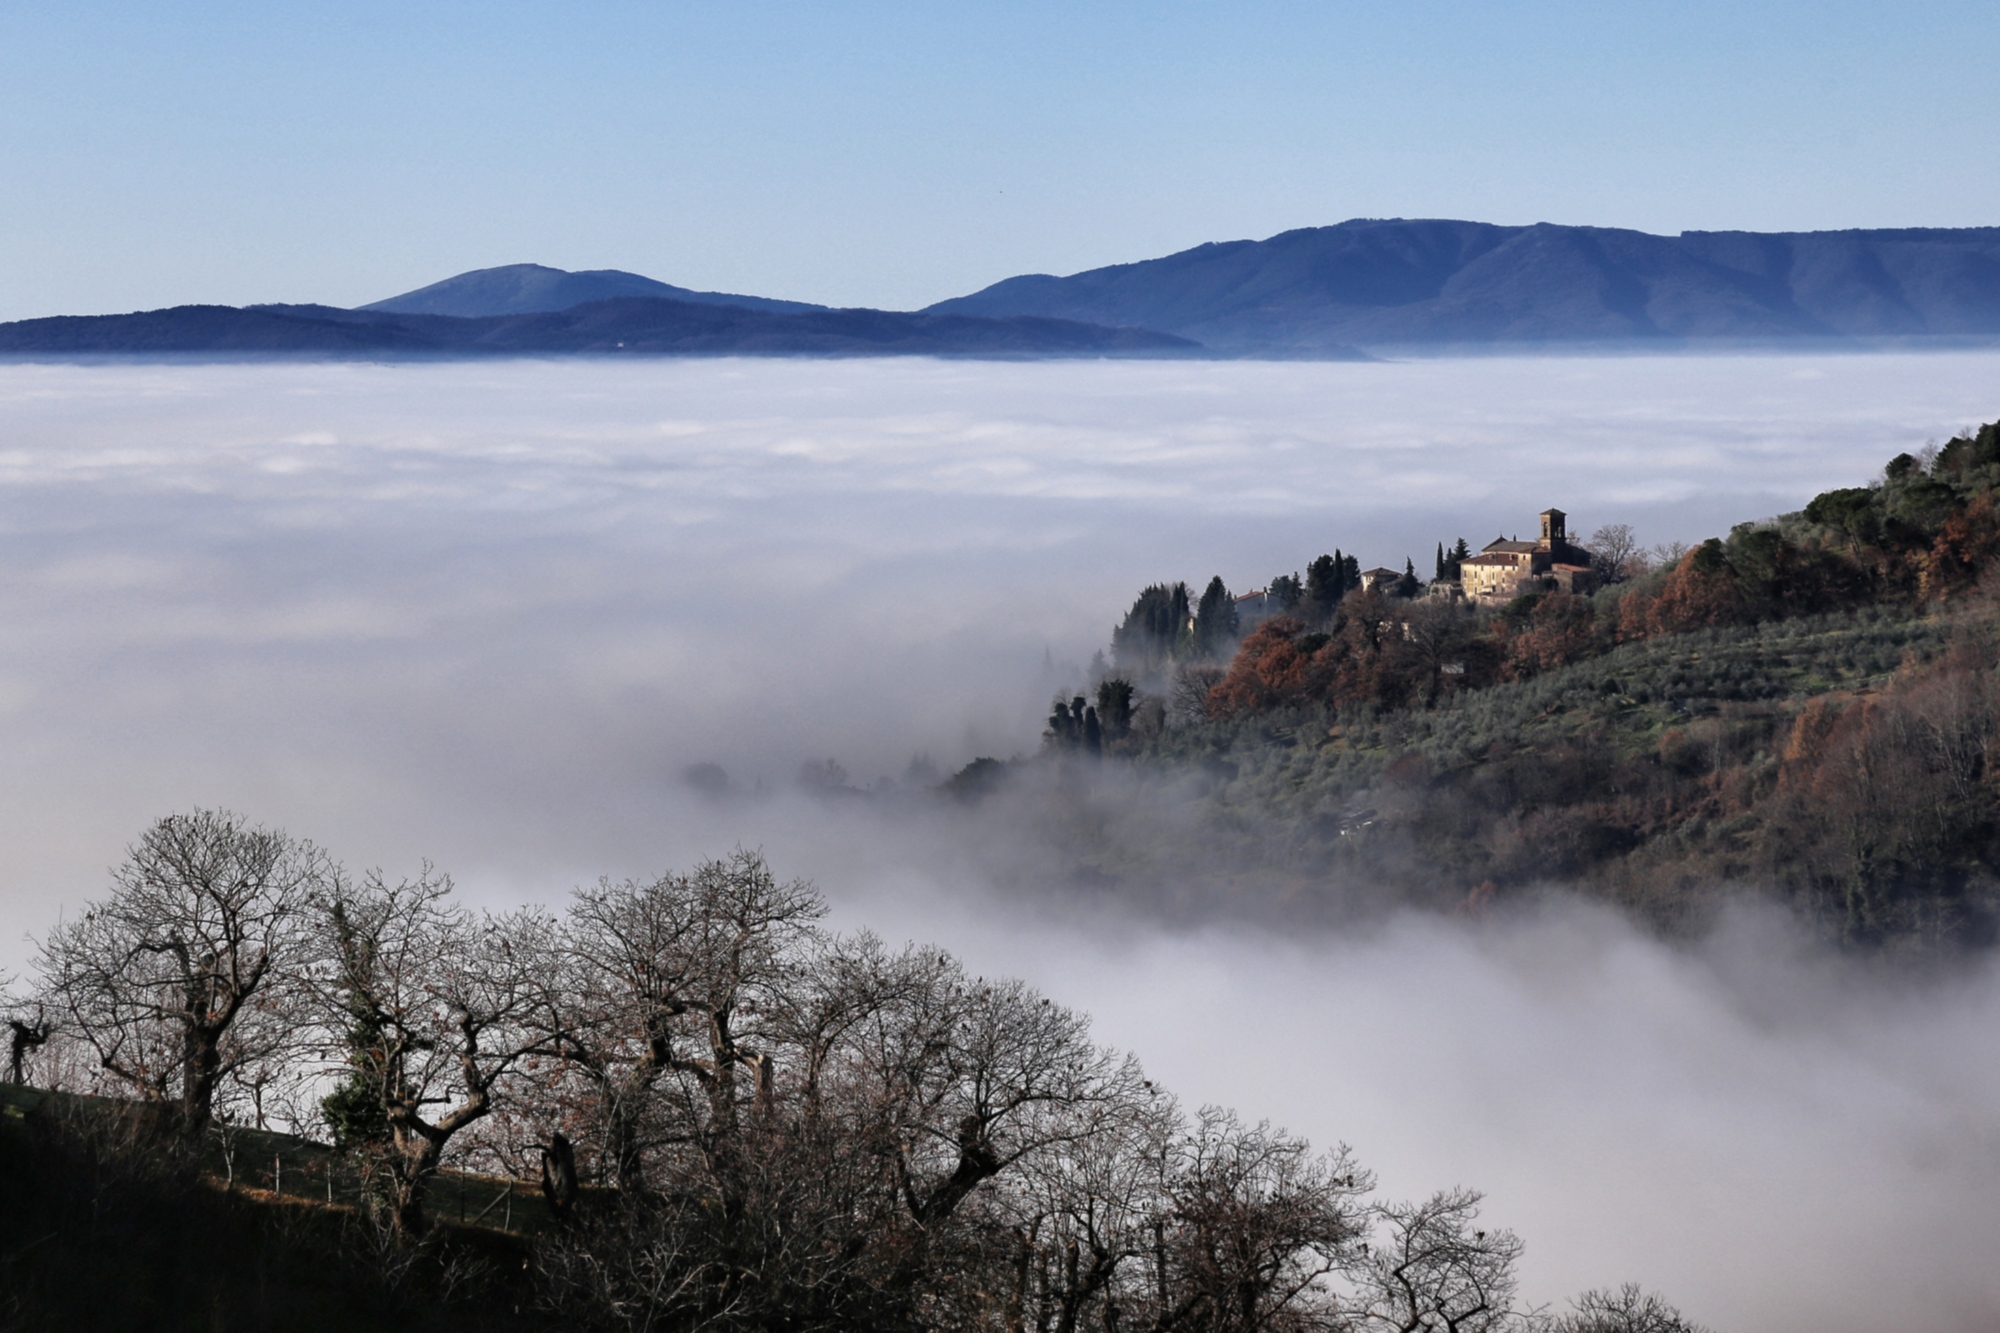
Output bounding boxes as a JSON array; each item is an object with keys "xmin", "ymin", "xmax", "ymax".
[
  {"xmin": 1049, "ymin": 503, "xmax": 1624, "ymax": 757},
  {"xmin": 1233, "ymin": 507, "xmax": 1602, "ymax": 629},
  {"xmin": 1030, "ymin": 419, "xmax": 2000, "ymax": 951}
]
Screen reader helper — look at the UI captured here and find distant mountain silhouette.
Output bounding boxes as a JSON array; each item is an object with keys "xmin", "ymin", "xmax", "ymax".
[
  {"xmin": 926, "ymin": 220, "xmax": 2000, "ymax": 352},
  {"xmin": 16, "ymin": 223, "xmax": 2000, "ymax": 361},
  {"xmin": 0, "ymin": 298, "xmax": 1201, "ymax": 359},
  {"xmin": 362, "ymin": 263, "xmax": 825, "ymax": 317}
]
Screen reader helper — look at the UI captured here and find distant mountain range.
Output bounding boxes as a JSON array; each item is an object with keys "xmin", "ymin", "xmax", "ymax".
[
  {"xmin": 5, "ymin": 223, "xmax": 2000, "ymax": 360},
  {"xmin": 927, "ymin": 220, "xmax": 2000, "ymax": 353},
  {"xmin": 0, "ymin": 291, "xmax": 1197, "ymax": 360}
]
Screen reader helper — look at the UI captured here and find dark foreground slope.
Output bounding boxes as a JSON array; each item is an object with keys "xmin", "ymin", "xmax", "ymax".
[
  {"xmin": 0, "ymin": 297, "xmax": 1201, "ymax": 359},
  {"xmin": 0, "ymin": 1086, "xmax": 543, "ymax": 1333},
  {"xmin": 929, "ymin": 220, "xmax": 2000, "ymax": 353}
]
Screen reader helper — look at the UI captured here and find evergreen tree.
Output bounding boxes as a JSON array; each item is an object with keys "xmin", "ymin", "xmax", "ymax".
[
  {"xmin": 1192, "ymin": 575, "xmax": 1239, "ymax": 659},
  {"xmin": 1306, "ymin": 554, "xmax": 1344, "ymax": 617},
  {"xmin": 1111, "ymin": 582, "xmax": 1194, "ymax": 670},
  {"xmin": 1446, "ymin": 537, "xmax": 1470, "ymax": 582},
  {"xmin": 1397, "ymin": 557, "xmax": 1421, "ymax": 598},
  {"xmin": 1169, "ymin": 582, "xmax": 1193, "ymax": 656},
  {"xmin": 1045, "ymin": 695, "xmax": 1086, "ymax": 747},
  {"xmin": 1269, "ymin": 573, "xmax": 1303, "ymax": 610},
  {"xmin": 1095, "ymin": 677, "xmax": 1135, "ymax": 739},
  {"xmin": 1435, "ymin": 542, "xmax": 1446, "ymax": 582}
]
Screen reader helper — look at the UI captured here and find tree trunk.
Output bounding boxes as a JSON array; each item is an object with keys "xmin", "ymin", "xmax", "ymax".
[
  {"xmin": 180, "ymin": 1025, "xmax": 223, "ymax": 1134},
  {"xmin": 605, "ymin": 1084, "xmax": 647, "ymax": 1195},
  {"xmin": 1006, "ymin": 1227, "xmax": 1033, "ymax": 1333},
  {"xmin": 389, "ymin": 1130, "xmax": 444, "ymax": 1234}
]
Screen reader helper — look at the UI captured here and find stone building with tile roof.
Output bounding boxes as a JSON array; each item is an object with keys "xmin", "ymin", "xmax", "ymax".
[{"xmin": 1457, "ymin": 508, "xmax": 1596, "ymax": 603}]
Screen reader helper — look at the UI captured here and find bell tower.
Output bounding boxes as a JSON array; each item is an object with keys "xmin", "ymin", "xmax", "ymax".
[{"xmin": 1539, "ymin": 508, "xmax": 1566, "ymax": 549}]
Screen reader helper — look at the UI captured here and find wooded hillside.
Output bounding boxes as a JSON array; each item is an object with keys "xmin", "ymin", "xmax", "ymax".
[{"xmin": 1022, "ymin": 419, "xmax": 2000, "ymax": 948}]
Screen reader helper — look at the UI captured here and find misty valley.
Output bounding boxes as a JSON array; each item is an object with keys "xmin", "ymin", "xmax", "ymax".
[{"xmin": 4, "ymin": 356, "xmax": 2000, "ymax": 1332}]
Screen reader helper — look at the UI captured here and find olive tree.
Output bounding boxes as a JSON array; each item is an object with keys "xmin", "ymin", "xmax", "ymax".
[{"xmin": 30, "ymin": 809, "xmax": 328, "ymax": 1132}]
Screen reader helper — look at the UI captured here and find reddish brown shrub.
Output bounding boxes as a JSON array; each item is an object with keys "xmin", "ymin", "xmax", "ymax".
[
  {"xmin": 1649, "ymin": 546, "xmax": 1748, "ymax": 634},
  {"xmin": 1206, "ymin": 616, "xmax": 1313, "ymax": 717}
]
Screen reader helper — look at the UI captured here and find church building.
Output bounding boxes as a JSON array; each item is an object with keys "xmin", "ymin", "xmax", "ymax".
[{"xmin": 1456, "ymin": 509, "xmax": 1596, "ymax": 604}]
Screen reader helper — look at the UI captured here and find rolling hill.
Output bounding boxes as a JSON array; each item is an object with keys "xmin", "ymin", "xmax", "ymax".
[
  {"xmin": 360, "ymin": 262, "xmax": 825, "ymax": 317},
  {"xmin": 0, "ymin": 297, "xmax": 1202, "ymax": 359},
  {"xmin": 926, "ymin": 219, "xmax": 2000, "ymax": 353}
]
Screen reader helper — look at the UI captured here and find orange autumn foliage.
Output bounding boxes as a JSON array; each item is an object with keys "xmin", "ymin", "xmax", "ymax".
[
  {"xmin": 1647, "ymin": 544, "xmax": 1748, "ymax": 635},
  {"xmin": 1206, "ymin": 616, "xmax": 1315, "ymax": 717}
]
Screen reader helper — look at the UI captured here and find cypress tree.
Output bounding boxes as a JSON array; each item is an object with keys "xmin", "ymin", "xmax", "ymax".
[
  {"xmin": 1112, "ymin": 582, "xmax": 1196, "ymax": 671},
  {"xmin": 1306, "ymin": 555, "xmax": 1342, "ymax": 617},
  {"xmin": 1193, "ymin": 575, "xmax": 1238, "ymax": 658}
]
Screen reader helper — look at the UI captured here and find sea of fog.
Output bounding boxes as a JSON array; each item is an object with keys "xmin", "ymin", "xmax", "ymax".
[{"xmin": 3, "ymin": 352, "xmax": 1999, "ymax": 1329}]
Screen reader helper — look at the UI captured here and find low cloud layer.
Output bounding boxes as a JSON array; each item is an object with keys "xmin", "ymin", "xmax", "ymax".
[
  {"xmin": 829, "ymin": 879, "xmax": 2000, "ymax": 1333},
  {"xmin": 3, "ymin": 351, "xmax": 2000, "ymax": 1328}
]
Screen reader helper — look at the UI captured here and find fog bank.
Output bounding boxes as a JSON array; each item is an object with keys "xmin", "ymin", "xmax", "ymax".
[
  {"xmin": 4, "ymin": 352, "xmax": 2000, "ymax": 1328},
  {"xmin": 829, "ymin": 878, "xmax": 2000, "ymax": 1333}
]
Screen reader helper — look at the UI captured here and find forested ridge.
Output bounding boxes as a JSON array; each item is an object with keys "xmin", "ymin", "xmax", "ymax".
[
  {"xmin": 1, "ymin": 818, "xmax": 1698, "ymax": 1332},
  {"xmin": 1019, "ymin": 418, "xmax": 2000, "ymax": 949}
]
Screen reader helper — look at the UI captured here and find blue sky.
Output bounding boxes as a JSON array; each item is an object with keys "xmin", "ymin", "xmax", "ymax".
[{"xmin": 2, "ymin": 0, "xmax": 1996, "ymax": 318}]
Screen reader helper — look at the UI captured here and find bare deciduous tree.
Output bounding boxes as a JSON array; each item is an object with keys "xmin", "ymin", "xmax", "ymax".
[
  {"xmin": 865, "ymin": 964, "xmax": 1143, "ymax": 1231},
  {"xmin": 1401, "ymin": 600, "xmax": 1479, "ymax": 705},
  {"xmin": 31, "ymin": 809, "xmax": 327, "ymax": 1132},
  {"xmin": 1648, "ymin": 540, "xmax": 1690, "ymax": 569},
  {"xmin": 1551, "ymin": 1284, "xmax": 1709, "ymax": 1333},
  {"xmin": 987, "ymin": 1063, "xmax": 1178, "ymax": 1333},
  {"xmin": 1587, "ymin": 524, "xmax": 1640, "ymax": 583},
  {"xmin": 537, "ymin": 850, "xmax": 826, "ymax": 1197},
  {"xmin": 1169, "ymin": 664, "xmax": 1227, "ymax": 726},
  {"xmin": 1152, "ymin": 1108, "xmax": 1370, "ymax": 1333},
  {"xmin": 14, "ymin": 822, "xmax": 1709, "ymax": 1333},
  {"xmin": 312, "ymin": 867, "xmax": 553, "ymax": 1232},
  {"xmin": 1350, "ymin": 1188, "xmax": 1528, "ymax": 1333}
]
